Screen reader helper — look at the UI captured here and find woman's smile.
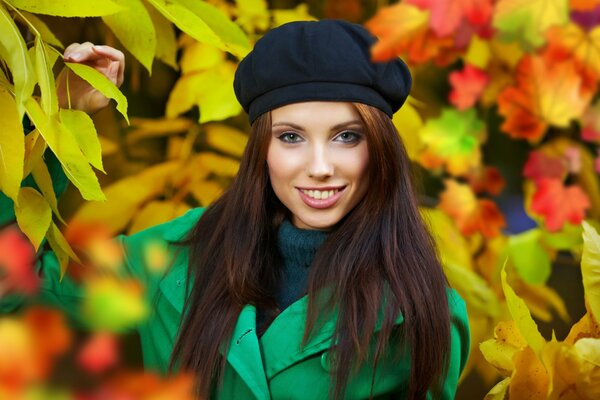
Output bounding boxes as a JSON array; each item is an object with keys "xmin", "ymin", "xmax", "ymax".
[{"xmin": 267, "ymin": 102, "xmax": 369, "ymax": 230}]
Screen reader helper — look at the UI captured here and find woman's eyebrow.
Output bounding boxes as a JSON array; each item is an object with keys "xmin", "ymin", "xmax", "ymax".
[{"xmin": 271, "ymin": 120, "xmax": 364, "ymax": 130}]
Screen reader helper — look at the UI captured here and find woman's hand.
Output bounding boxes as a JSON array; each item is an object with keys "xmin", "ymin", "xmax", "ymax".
[{"xmin": 56, "ymin": 42, "xmax": 125, "ymax": 114}]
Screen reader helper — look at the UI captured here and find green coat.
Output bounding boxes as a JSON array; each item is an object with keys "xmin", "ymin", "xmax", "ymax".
[{"xmin": 3, "ymin": 207, "xmax": 470, "ymax": 399}]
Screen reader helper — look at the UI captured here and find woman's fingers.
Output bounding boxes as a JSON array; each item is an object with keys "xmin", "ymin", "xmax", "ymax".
[
  {"xmin": 62, "ymin": 43, "xmax": 125, "ymax": 86},
  {"xmin": 91, "ymin": 45, "xmax": 125, "ymax": 86}
]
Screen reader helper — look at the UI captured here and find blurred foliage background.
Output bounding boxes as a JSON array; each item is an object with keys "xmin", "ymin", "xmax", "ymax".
[{"xmin": 1, "ymin": 0, "xmax": 600, "ymax": 399}]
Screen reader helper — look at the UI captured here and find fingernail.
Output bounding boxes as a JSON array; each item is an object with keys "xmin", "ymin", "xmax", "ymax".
[{"xmin": 70, "ymin": 52, "xmax": 82, "ymax": 61}]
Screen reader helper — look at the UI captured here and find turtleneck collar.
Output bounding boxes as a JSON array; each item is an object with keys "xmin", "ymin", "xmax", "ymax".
[{"xmin": 277, "ymin": 219, "xmax": 328, "ymax": 267}]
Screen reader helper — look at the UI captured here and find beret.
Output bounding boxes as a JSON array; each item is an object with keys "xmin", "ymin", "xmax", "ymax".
[{"xmin": 233, "ymin": 19, "xmax": 412, "ymax": 124}]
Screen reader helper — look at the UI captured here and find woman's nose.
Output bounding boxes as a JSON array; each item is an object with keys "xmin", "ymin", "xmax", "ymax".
[{"xmin": 307, "ymin": 145, "xmax": 334, "ymax": 179}]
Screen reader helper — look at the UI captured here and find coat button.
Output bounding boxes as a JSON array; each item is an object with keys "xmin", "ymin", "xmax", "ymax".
[
  {"xmin": 176, "ymin": 279, "xmax": 183, "ymax": 286},
  {"xmin": 320, "ymin": 352, "xmax": 330, "ymax": 372}
]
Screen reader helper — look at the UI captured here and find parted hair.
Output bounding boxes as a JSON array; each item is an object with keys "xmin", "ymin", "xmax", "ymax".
[{"xmin": 170, "ymin": 103, "xmax": 451, "ymax": 399}]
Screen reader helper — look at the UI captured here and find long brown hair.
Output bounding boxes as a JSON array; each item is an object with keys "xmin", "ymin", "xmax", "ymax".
[{"xmin": 170, "ymin": 103, "xmax": 451, "ymax": 399}]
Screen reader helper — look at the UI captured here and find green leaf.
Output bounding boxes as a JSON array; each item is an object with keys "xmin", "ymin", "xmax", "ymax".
[
  {"xmin": 25, "ymin": 97, "xmax": 106, "ymax": 201},
  {"xmin": 102, "ymin": 0, "xmax": 155, "ymax": 73},
  {"xmin": 31, "ymin": 159, "xmax": 65, "ymax": 224},
  {"xmin": 6, "ymin": 0, "xmax": 124, "ymax": 17},
  {"xmin": 65, "ymin": 62, "xmax": 129, "ymax": 123},
  {"xmin": 444, "ymin": 261, "xmax": 500, "ymax": 318},
  {"xmin": 541, "ymin": 223, "xmax": 583, "ymax": 252},
  {"xmin": 20, "ymin": 11, "xmax": 63, "ymax": 48},
  {"xmin": 582, "ymin": 221, "xmax": 600, "ymax": 323},
  {"xmin": 60, "ymin": 109, "xmax": 104, "ymax": 172},
  {"xmin": 46, "ymin": 221, "xmax": 80, "ymax": 278},
  {"xmin": 14, "ymin": 187, "xmax": 52, "ymax": 251},
  {"xmin": 0, "ymin": 86, "xmax": 24, "ymax": 203},
  {"xmin": 34, "ymin": 37, "xmax": 59, "ymax": 115},
  {"xmin": 146, "ymin": 0, "xmax": 250, "ymax": 58},
  {"xmin": 508, "ymin": 229, "xmax": 551, "ymax": 285},
  {"xmin": 145, "ymin": 0, "xmax": 177, "ymax": 69},
  {"xmin": 0, "ymin": 2, "xmax": 35, "ymax": 117},
  {"xmin": 501, "ymin": 263, "xmax": 546, "ymax": 357}
]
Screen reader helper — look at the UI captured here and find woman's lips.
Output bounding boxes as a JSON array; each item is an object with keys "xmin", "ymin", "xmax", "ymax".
[{"xmin": 297, "ymin": 186, "xmax": 346, "ymax": 209}]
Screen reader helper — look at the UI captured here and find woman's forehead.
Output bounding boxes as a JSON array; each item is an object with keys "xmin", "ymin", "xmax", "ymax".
[{"xmin": 270, "ymin": 102, "xmax": 362, "ymax": 128}]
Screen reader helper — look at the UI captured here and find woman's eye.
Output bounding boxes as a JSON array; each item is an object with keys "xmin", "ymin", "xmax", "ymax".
[
  {"xmin": 277, "ymin": 132, "xmax": 303, "ymax": 143},
  {"xmin": 334, "ymin": 131, "xmax": 362, "ymax": 144}
]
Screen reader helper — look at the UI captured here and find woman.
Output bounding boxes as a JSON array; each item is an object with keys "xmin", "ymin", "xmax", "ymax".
[{"xmin": 5, "ymin": 20, "xmax": 469, "ymax": 399}]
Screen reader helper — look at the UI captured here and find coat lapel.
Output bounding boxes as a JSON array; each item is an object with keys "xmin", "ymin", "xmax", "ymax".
[{"xmin": 225, "ymin": 305, "xmax": 271, "ymax": 400}]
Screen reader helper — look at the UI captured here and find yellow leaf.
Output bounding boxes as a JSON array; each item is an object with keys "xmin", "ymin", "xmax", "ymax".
[
  {"xmin": 196, "ymin": 152, "xmax": 239, "ymax": 177},
  {"xmin": 69, "ymin": 161, "xmax": 179, "ymax": 235},
  {"xmin": 513, "ymin": 279, "xmax": 570, "ymax": 323},
  {"xmin": 46, "ymin": 222, "xmax": 79, "ymax": 278},
  {"xmin": 65, "ymin": 62, "xmax": 129, "ymax": 123},
  {"xmin": 23, "ymin": 129, "xmax": 46, "ymax": 177},
  {"xmin": 19, "ymin": 11, "xmax": 63, "ymax": 48},
  {"xmin": 444, "ymin": 261, "xmax": 500, "ymax": 318},
  {"xmin": 60, "ymin": 109, "xmax": 104, "ymax": 172},
  {"xmin": 501, "ymin": 264, "xmax": 546, "ymax": 357},
  {"xmin": 31, "ymin": 160, "xmax": 64, "ymax": 223},
  {"xmin": 25, "ymin": 98, "xmax": 106, "ymax": 201},
  {"xmin": 484, "ymin": 377, "xmax": 510, "ymax": 400},
  {"xmin": 180, "ymin": 41, "xmax": 224, "ymax": 73},
  {"xmin": 0, "ymin": 86, "xmax": 24, "ymax": 203},
  {"xmin": 235, "ymin": 0, "xmax": 269, "ymax": 33},
  {"xmin": 146, "ymin": 0, "xmax": 250, "ymax": 58},
  {"xmin": 271, "ymin": 4, "xmax": 318, "ymax": 27},
  {"xmin": 102, "ymin": 0, "xmax": 156, "ymax": 73},
  {"xmin": 422, "ymin": 208, "xmax": 472, "ymax": 269},
  {"xmin": 14, "ymin": 187, "xmax": 51, "ymax": 251},
  {"xmin": 565, "ymin": 313, "xmax": 600, "ymax": 345},
  {"xmin": 509, "ymin": 347, "xmax": 549, "ymax": 400},
  {"xmin": 204, "ymin": 123, "xmax": 248, "ymax": 158},
  {"xmin": 0, "ymin": 2, "xmax": 35, "ymax": 117},
  {"xmin": 6, "ymin": 0, "xmax": 124, "ymax": 16},
  {"xmin": 99, "ymin": 135, "xmax": 119, "ymax": 156},
  {"xmin": 465, "ymin": 35, "xmax": 491, "ymax": 69},
  {"xmin": 34, "ymin": 37, "xmax": 58, "ymax": 116},
  {"xmin": 142, "ymin": 240, "xmax": 171, "ymax": 274},
  {"xmin": 480, "ymin": 320, "xmax": 528, "ymax": 376},
  {"xmin": 145, "ymin": 1, "xmax": 177, "ymax": 69},
  {"xmin": 392, "ymin": 99, "xmax": 423, "ymax": 161},
  {"xmin": 126, "ymin": 117, "xmax": 194, "ymax": 144},
  {"xmin": 582, "ymin": 221, "xmax": 600, "ymax": 325},
  {"xmin": 189, "ymin": 180, "xmax": 224, "ymax": 206},
  {"xmin": 128, "ymin": 200, "xmax": 190, "ymax": 234},
  {"xmin": 167, "ymin": 61, "xmax": 241, "ymax": 123}
]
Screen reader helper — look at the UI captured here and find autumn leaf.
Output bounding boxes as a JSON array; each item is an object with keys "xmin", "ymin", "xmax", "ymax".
[
  {"xmin": 530, "ymin": 178, "xmax": 591, "ymax": 232},
  {"xmin": 480, "ymin": 320, "xmax": 528, "ymax": 376},
  {"xmin": 509, "ymin": 346, "xmax": 549, "ymax": 400},
  {"xmin": 571, "ymin": 0, "xmax": 600, "ymax": 11},
  {"xmin": 467, "ymin": 166, "xmax": 505, "ymax": 196},
  {"xmin": 497, "ymin": 55, "xmax": 595, "ymax": 142},
  {"xmin": 24, "ymin": 308, "xmax": 72, "ymax": 376},
  {"xmin": 271, "ymin": 4, "xmax": 317, "ymax": 28},
  {"xmin": 407, "ymin": 0, "xmax": 493, "ymax": 38},
  {"xmin": 128, "ymin": 200, "xmax": 190, "ymax": 234},
  {"xmin": 82, "ymin": 276, "xmax": 148, "ymax": 332},
  {"xmin": 582, "ymin": 101, "xmax": 600, "ymax": 144},
  {"xmin": 582, "ymin": 221, "xmax": 600, "ymax": 326},
  {"xmin": 545, "ymin": 22, "xmax": 600, "ymax": 79},
  {"xmin": 77, "ymin": 332, "xmax": 119, "ymax": 374},
  {"xmin": 493, "ymin": 0, "xmax": 569, "ymax": 48},
  {"xmin": 448, "ymin": 64, "xmax": 489, "ymax": 110},
  {"xmin": 0, "ymin": 224, "xmax": 38, "ymax": 295},
  {"xmin": 418, "ymin": 108, "xmax": 485, "ymax": 176},
  {"xmin": 0, "ymin": 86, "xmax": 24, "ymax": 203},
  {"xmin": 439, "ymin": 180, "xmax": 506, "ymax": 238},
  {"xmin": 234, "ymin": 0, "xmax": 270, "ymax": 33},
  {"xmin": 523, "ymin": 150, "xmax": 566, "ymax": 181}
]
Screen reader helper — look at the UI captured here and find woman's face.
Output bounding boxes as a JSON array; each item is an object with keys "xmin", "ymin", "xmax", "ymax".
[{"xmin": 267, "ymin": 102, "xmax": 369, "ymax": 230}]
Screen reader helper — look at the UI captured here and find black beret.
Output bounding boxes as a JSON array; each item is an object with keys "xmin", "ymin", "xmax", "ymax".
[{"xmin": 233, "ymin": 19, "xmax": 412, "ymax": 124}]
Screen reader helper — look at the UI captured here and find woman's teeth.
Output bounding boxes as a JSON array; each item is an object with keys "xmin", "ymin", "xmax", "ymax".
[{"xmin": 301, "ymin": 189, "xmax": 338, "ymax": 200}]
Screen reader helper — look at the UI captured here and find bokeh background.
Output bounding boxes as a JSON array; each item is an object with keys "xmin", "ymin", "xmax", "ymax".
[{"xmin": 1, "ymin": 0, "xmax": 600, "ymax": 399}]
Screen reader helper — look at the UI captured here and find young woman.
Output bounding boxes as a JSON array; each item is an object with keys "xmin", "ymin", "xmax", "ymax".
[{"xmin": 3, "ymin": 20, "xmax": 469, "ymax": 399}]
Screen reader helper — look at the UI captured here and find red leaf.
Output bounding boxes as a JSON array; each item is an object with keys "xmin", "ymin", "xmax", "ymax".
[
  {"xmin": 531, "ymin": 178, "xmax": 591, "ymax": 231},
  {"xmin": 408, "ymin": 0, "xmax": 493, "ymax": 37},
  {"xmin": 449, "ymin": 64, "xmax": 489, "ymax": 110},
  {"xmin": 0, "ymin": 225, "xmax": 38, "ymax": 295},
  {"xmin": 523, "ymin": 151, "xmax": 566, "ymax": 181},
  {"xmin": 77, "ymin": 332, "xmax": 119, "ymax": 374}
]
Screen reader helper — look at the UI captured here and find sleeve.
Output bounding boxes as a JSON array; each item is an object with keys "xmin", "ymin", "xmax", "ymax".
[{"xmin": 437, "ymin": 290, "xmax": 471, "ymax": 399}]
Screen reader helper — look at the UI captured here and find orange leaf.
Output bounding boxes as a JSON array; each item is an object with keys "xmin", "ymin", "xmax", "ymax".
[
  {"xmin": 497, "ymin": 55, "xmax": 595, "ymax": 142},
  {"xmin": 439, "ymin": 180, "xmax": 506, "ymax": 238},
  {"xmin": 407, "ymin": 0, "xmax": 493, "ymax": 37},
  {"xmin": 449, "ymin": 64, "xmax": 489, "ymax": 110},
  {"xmin": 530, "ymin": 178, "xmax": 591, "ymax": 232},
  {"xmin": 571, "ymin": 0, "xmax": 600, "ymax": 12},
  {"xmin": 0, "ymin": 225, "xmax": 38, "ymax": 295},
  {"xmin": 365, "ymin": 3, "xmax": 457, "ymax": 65},
  {"xmin": 523, "ymin": 151, "xmax": 566, "ymax": 181},
  {"xmin": 545, "ymin": 22, "xmax": 600, "ymax": 79},
  {"xmin": 467, "ymin": 166, "xmax": 505, "ymax": 195}
]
